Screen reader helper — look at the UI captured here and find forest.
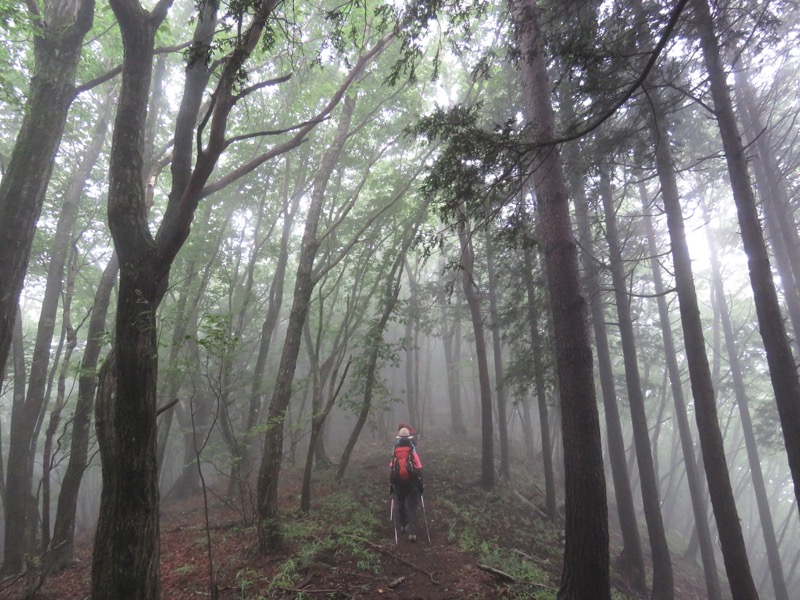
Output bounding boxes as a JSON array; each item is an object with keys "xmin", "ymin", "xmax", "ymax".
[{"xmin": 0, "ymin": 0, "xmax": 799, "ymax": 598}]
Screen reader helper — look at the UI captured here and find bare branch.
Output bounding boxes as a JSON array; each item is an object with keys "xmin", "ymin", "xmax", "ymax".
[
  {"xmin": 201, "ymin": 33, "xmax": 394, "ymax": 197},
  {"xmin": 224, "ymin": 115, "xmax": 329, "ymax": 146},
  {"xmin": 74, "ymin": 42, "xmax": 192, "ymax": 96},
  {"xmin": 234, "ymin": 72, "xmax": 293, "ymax": 100}
]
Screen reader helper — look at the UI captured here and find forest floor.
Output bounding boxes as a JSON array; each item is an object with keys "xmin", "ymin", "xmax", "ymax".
[{"xmin": 1, "ymin": 431, "xmax": 715, "ymax": 599}]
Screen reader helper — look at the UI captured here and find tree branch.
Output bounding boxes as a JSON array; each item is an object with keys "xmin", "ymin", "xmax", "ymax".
[
  {"xmin": 224, "ymin": 115, "xmax": 329, "ymax": 146},
  {"xmin": 74, "ymin": 43, "xmax": 192, "ymax": 96},
  {"xmin": 545, "ymin": 0, "xmax": 693, "ymax": 146},
  {"xmin": 201, "ymin": 33, "xmax": 394, "ymax": 197},
  {"xmin": 234, "ymin": 72, "xmax": 293, "ymax": 100}
]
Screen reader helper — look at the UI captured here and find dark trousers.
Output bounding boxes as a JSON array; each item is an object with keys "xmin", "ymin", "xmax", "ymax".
[{"xmin": 395, "ymin": 482, "xmax": 419, "ymax": 534}]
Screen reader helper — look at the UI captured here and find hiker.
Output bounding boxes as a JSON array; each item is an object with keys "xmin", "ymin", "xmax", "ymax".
[
  {"xmin": 394, "ymin": 422, "xmax": 417, "ymax": 447},
  {"xmin": 389, "ymin": 427, "xmax": 424, "ymax": 542}
]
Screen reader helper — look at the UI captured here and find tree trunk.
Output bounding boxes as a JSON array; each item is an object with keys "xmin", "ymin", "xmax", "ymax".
[
  {"xmin": 48, "ymin": 255, "xmax": 118, "ymax": 570},
  {"xmin": 485, "ymin": 230, "xmax": 510, "ymax": 480},
  {"xmin": 41, "ymin": 89, "xmax": 114, "ymax": 555},
  {"xmin": 91, "ymin": 1, "xmax": 177, "ymax": 596},
  {"xmin": 0, "ymin": 314, "xmax": 23, "ymax": 503},
  {"xmin": 694, "ymin": 0, "xmax": 800, "ymax": 516},
  {"xmin": 701, "ymin": 196, "xmax": 789, "ymax": 600},
  {"xmin": 639, "ymin": 175, "xmax": 722, "ymax": 600},
  {"xmin": 735, "ymin": 73, "xmax": 800, "ymax": 349},
  {"xmin": 2, "ymin": 311, "xmax": 27, "ymax": 509},
  {"xmin": 41, "ymin": 248, "xmax": 79, "ymax": 551},
  {"xmin": 0, "ymin": 3, "xmax": 96, "ymax": 576},
  {"xmin": 438, "ymin": 259, "xmax": 467, "ymax": 435},
  {"xmin": 0, "ymin": 0, "xmax": 95, "ymax": 398},
  {"xmin": 93, "ymin": 0, "xmax": 307, "ymax": 591},
  {"xmin": 246, "ymin": 154, "xmax": 308, "ymax": 449},
  {"xmin": 520, "ymin": 233, "xmax": 557, "ymax": 521},
  {"xmin": 599, "ymin": 167, "xmax": 674, "ymax": 599},
  {"xmin": 649, "ymin": 90, "xmax": 758, "ymax": 598},
  {"xmin": 573, "ymin": 181, "xmax": 646, "ymax": 594},
  {"xmin": 156, "ymin": 259, "xmax": 197, "ymax": 475},
  {"xmin": 256, "ymin": 93, "xmax": 357, "ymax": 549},
  {"xmin": 457, "ymin": 214, "xmax": 495, "ymax": 491},
  {"xmin": 512, "ymin": 0, "xmax": 609, "ymax": 596}
]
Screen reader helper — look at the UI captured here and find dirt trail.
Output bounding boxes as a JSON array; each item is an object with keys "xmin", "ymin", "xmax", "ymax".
[{"xmin": 0, "ymin": 431, "xmax": 712, "ymax": 599}]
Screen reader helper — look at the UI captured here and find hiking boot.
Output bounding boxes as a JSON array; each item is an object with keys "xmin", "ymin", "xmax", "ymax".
[
  {"xmin": 399, "ymin": 524, "xmax": 407, "ymax": 533},
  {"xmin": 408, "ymin": 533, "xmax": 417, "ymax": 542}
]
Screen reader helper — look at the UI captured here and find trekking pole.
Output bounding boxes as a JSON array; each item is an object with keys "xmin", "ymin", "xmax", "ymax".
[
  {"xmin": 420, "ymin": 494, "xmax": 431, "ymax": 543},
  {"xmin": 390, "ymin": 495, "xmax": 398, "ymax": 545}
]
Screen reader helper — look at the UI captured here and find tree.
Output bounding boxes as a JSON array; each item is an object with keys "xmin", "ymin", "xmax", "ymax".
[
  {"xmin": 437, "ymin": 257, "xmax": 468, "ymax": 435},
  {"xmin": 573, "ymin": 178, "xmax": 646, "ymax": 594},
  {"xmin": 48, "ymin": 254, "xmax": 118, "ymax": 571},
  {"xmin": 403, "ymin": 258, "xmax": 423, "ymax": 430},
  {"xmin": 0, "ymin": 5, "xmax": 95, "ymax": 569},
  {"xmin": 639, "ymin": 178, "xmax": 722, "ymax": 600},
  {"xmin": 92, "ymin": 0, "xmax": 320, "ymax": 594},
  {"xmin": 456, "ymin": 211, "xmax": 495, "ymax": 490},
  {"xmin": 702, "ymin": 195, "xmax": 788, "ymax": 600},
  {"xmin": 512, "ymin": 0, "xmax": 610, "ymax": 595},
  {"xmin": 648, "ymin": 89, "xmax": 758, "ymax": 599},
  {"xmin": 255, "ymin": 55, "xmax": 395, "ymax": 546},
  {"xmin": 3, "ymin": 85, "xmax": 114, "ymax": 573},
  {"xmin": 734, "ymin": 71, "xmax": 800, "ymax": 352},
  {"xmin": 694, "ymin": 0, "xmax": 800, "ymax": 515},
  {"xmin": 485, "ymin": 229, "xmax": 511, "ymax": 480},
  {"xmin": 337, "ymin": 232, "xmax": 415, "ymax": 481},
  {"xmin": 599, "ymin": 165, "xmax": 674, "ymax": 598},
  {"xmin": 245, "ymin": 153, "xmax": 308, "ymax": 466},
  {"xmin": 90, "ymin": 0, "xmax": 176, "ymax": 594},
  {"xmin": 520, "ymin": 236, "xmax": 557, "ymax": 521}
]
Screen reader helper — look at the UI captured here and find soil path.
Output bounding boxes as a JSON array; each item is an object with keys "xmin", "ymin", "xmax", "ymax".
[{"xmin": 0, "ymin": 431, "xmax": 711, "ymax": 599}]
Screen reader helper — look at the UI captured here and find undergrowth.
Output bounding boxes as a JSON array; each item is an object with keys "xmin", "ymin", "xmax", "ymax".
[
  {"xmin": 435, "ymin": 491, "xmax": 558, "ymax": 599},
  {"xmin": 237, "ymin": 438, "xmax": 636, "ymax": 599},
  {"xmin": 256, "ymin": 470, "xmax": 385, "ymax": 597}
]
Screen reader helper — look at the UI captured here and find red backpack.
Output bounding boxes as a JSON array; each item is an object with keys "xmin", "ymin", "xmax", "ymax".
[{"xmin": 391, "ymin": 444, "xmax": 417, "ymax": 484}]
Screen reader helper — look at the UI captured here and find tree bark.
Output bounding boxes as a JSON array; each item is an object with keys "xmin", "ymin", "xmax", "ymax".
[
  {"xmin": 512, "ymin": 0, "xmax": 609, "ymax": 596},
  {"xmin": 702, "ymin": 196, "xmax": 788, "ymax": 600},
  {"xmin": 457, "ymin": 214, "xmax": 495, "ymax": 491},
  {"xmin": 573, "ymin": 181, "xmax": 646, "ymax": 594},
  {"xmin": 485, "ymin": 230, "xmax": 510, "ymax": 480},
  {"xmin": 0, "ymin": 0, "xmax": 95, "ymax": 401},
  {"xmin": 639, "ymin": 176, "xmax": 722, "ymax": 600},
  {"xmin": 649, "ymin": 89, "xmax": 758, "ymax": 598},
  {"xmin": 599, "ymin": 167, "xmax": 674, "ymax": 599},
  {"xmin": 694, "ymin": 0, "xmax": 800, "ymax": 516}
]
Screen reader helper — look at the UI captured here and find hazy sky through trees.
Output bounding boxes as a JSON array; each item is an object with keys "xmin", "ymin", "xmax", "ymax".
[{"xmin": 0, "ymin": 0, "xmax": 799, "ymax": 597}]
